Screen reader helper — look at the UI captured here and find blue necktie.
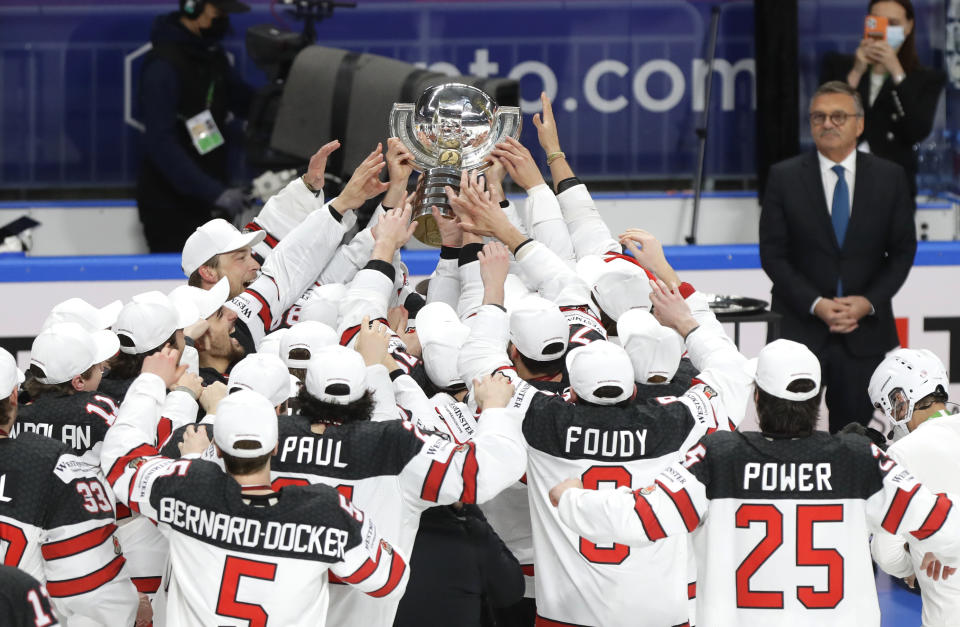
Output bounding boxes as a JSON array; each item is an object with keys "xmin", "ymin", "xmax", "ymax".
[{"xmin": 831, "ymin": 164, "xmax": 849, "ymax": 296}]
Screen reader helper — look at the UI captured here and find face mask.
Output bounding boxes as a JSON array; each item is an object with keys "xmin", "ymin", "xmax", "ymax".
[
  {"xmin": 886, "ymin": 25, "xmax": 906, "ymax": 50},
  {"xmin": 201, "ymin": 16, "xmax": 230, "ymax": 42}
]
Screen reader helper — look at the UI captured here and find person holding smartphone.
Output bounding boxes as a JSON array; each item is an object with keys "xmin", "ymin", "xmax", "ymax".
[{"xmin": 820, "ymin": 0, "xmax": 946, "ymax": 198}]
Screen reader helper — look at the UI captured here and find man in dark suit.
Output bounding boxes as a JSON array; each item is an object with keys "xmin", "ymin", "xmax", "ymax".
[{"xmin": 759, "ymin": 80, "xmax": 916, "ymax": 432}]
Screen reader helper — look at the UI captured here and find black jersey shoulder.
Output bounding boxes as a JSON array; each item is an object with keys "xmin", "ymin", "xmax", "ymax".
[
  {"xmin": 15, "ymin": 392, "xmax": 116, "ymax": 453},
  {"xmin": 699, "ymin": 430, "xmax": 885, "ymax": 500},
  {"xmin": 522, "ymin": 391, "xmax": 696, "ymax": 461},
  {"xmin": 273, "ymin": 417, "xmax": 428, "ymax": 480},
  {"xmin": 0, "ymin": 565, "xmax": 56, "ymax": 627},
  {"xmin": 150, "ymin": 459, "xmax": 363, "ymax": 562}
]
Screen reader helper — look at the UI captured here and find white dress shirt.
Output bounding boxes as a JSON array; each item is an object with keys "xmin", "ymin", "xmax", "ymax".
[{"xmin": 817, "ymin": 148, "xmax": 857, "ymax": 216}]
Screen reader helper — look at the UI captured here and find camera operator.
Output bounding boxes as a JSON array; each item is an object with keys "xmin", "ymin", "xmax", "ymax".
[{"xmin": 136, "ymin": 0, "xmax": 255, "ymax": 252}]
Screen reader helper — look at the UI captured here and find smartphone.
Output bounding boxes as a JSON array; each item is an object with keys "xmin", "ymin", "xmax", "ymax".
[{"xmin": 864, "ymin": 15, "xmax": 888, "ymax": 40}]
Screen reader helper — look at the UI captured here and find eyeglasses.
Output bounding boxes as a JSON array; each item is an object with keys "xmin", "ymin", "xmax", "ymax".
[{"xmin": 809, "ymin": 111, "xmax": 861, "ymax": 126}]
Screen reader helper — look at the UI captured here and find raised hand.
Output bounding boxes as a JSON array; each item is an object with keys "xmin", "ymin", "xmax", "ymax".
[
  {"xmin": 619, "ymin": 228, "xmax": 679, "ymax": 289},
  {"xmin": 199, "ymin": 381, "xmax": 228, "ymax": 414},
  {"xmin": 372, "ymin": 196, "xmax": 417, "ymax": 251},
  {"xmin": 532, "ymin": 92, "xmax": 562, "ymax": 155},
  {"xmin": 332, "ymin": 144, "xmax": 390, "ymax": 213},
  {"xmin": 355, "ymin": 315, "xmax": 392, "ymax": 366},
  {"xmin": 478, "ymin": 241, "xmax": 511, "ymax": 289},
  {"xmin": 472, "ymin": 373, "xmax": 515, "ymax": 411},
  {"xmin": 141, "ymin": 346, "xmax": 186, "ymax": 390},
  {"xmin": 649, "ymin": 278, "xmax": 697, "ymax": 338},
  {"xmin": 384, "ymin": 137, "xmax": 415, "ymax": 208},
  {"xmin": 431, "ymin": 205, "xmax": 463, "ymax": 248},
  {"xmin": 447, "ymin": 170, "xmax": 510, "ymax": 239},
  {"xmin": 303, "ymin": 140, "xmax": 341, "ymax": 191},
  {"xmin": 490, "ymin": 137, "xmax": 546, "ymax": 191},
  {"xmin": 179, "ymin": 424, "xmax": 212, "ymax": 456},
  {"xmin": 174, "ymin": 371, "xmax": 204, "ymax": 399}
]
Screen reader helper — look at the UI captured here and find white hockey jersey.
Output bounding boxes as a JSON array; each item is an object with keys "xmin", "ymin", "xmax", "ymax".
[
  {"xmin": 268, "ymin": 405, "xmax": 527, "ymax": 627},
  {"xmin": 558, "ymin": 430, "xmax": 960, "ymax": 627},
  {"xmin": 102, "ymin": 374, "xmax": 409, "ymax": 627},
  {"xmin": 871, "ymin": 412, "xmax": 960, "ymax": 627}
]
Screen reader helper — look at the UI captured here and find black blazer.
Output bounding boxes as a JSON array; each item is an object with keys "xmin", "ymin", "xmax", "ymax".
[
  {"xmin": 759, "ymin": 151, "xmax": 916, "ymax": 357},
  {"xmin": 820, "ymin": 53, "xmax": 946, "ymax": 197}
]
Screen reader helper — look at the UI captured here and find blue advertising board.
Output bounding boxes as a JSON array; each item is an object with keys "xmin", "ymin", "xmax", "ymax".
[{"xmin": 0, "ymin": 0, "xmax": 945, "ymax": 189}]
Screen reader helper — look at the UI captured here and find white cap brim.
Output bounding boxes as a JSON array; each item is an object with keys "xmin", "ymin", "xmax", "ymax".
[
  {"xmin": 182, "ymin": 229, "xmax": 266, "ymax": 276},
  {"xmin": 91, "ymin": 329, "xmax": 120, "ymax": 363}
]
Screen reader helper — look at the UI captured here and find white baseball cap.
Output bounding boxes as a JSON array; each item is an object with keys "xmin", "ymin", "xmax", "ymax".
[
  {"xmin": 509, "ymin": 295, "xmax": 569, "ymax": 362},
  {"xmin": 617, "ymin": 309, "xmax": 683, "ymax": 383},
  {"xmin": 257, "ymin": 328, "xmax": 289, "ymax": 358},
  {"xmin": 304, "ymin": 346, "xmax": 368, "ymax": 405},
  {"xmin": 29, "ymin": 322, "xmax": 119, "ymax": 384},
  {"xmin": 416, "ymin": 302, "xmax": 470, "ymax": 389},
  {"xmin": 0, "ymin": 348, "xmax": 24, "ymax": 397},
  {"xmin": 566, "ymin": 340, "xmax": 635, "ymax": 405},
  {"xmin": 577, "ymin": 254, "xmax": 653, "ymax": 321},
  {"xmin": 42, "ymin": 298, "xmax": 123, "ymax": 332},
  {"xmin": 298, "ymin": 283, "xmax": 347, "ymax": 328},
  {"xmin": 113, "ymin": 292, "xmax": 196, "ymax": 355},
  {"xmin": 228, "ymin": 353, "xmax": 291, "ymax": 408},
  {"xmin": 747, "ymin": 339, "xmax": 821, "ymax": 401},
  {"xmin": 281, "ymin": 321, "xmax": 339, "ymax": 369},
  {"xmin": 181, "ymin": 218, "xmax": 266, "ymax": 277},
  {"xmin": 213, "ymin": 390, "xmax": 278, "ymax": 458},
  {"xmin": 168, "ymin": 277, "xmax": 231, "ymax": 323}
]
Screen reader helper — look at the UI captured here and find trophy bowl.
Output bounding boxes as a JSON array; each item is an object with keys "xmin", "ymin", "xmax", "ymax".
[{"xmin": 390, "ymin": 83, "xmax": 521, "ymax": 246}]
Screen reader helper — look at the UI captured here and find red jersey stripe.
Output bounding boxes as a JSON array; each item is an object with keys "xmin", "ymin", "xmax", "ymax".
[
  {"xmin": 656, "ymin": 480, "xmax": 701, "ymax": 532},
  {"xmin": 881, "ymin": 484, "xmax": 920, "ymax": 534},
  {"xmin": 459, "ymin": 441, "xmax": 479, "ymax": 504},
  {"xmin": 632, "ymin": 492, "xmax": 667, "ymax": 540},
  {"xmin": 131, "ymin": 576, "xmax": 162, "ymax": 594},
  {"xmin": 245, "ymin": 287, "xmax": 273, "ymax": 331},
  {"xmin": 911, "ymin": 493, "xmax": 953, "ymax": 540},
  {"xmin": 46, "ymin": 555, "xmax": 126, "ymax": 598},
  {"xmin": 368, "ymin": 549, "xmax": 407, "ymax": 598},
  {"xmin": 41, "ymin": 524, "xmax": 117, "ymax": 561},
  {"xmin": 420, "ymin": 456, "xmax": 452, "ymax": 502},
  {"xmin": 106, "ymin": 444, "xmax": 156, "ymax": 486},
  {"xmin": 338, "ymin": 543, "xmax": 382, "ymax": 585},
  {"xmin": 156, "ymin": 417, "xmax": 173, "ymax": 450}
]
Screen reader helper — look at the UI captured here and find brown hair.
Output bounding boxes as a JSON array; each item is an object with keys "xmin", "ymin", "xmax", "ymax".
[
  {"xmin": 108, "ymin": 332, "xmax": 178, "ymax": 379},
  {"xmin": 756, "ymin": 379, "xmax": 823, "ymax": 437},
  {"xmin": 187, "ymin": 254, "xmax": 221, "ymax": 288},
  {"xmin": 22, "ymin": 364, "xmax": 96, "ymax": 398},
  {"xmin": 868, "ymin": 0, "xmax": 919, "ymax": 73},
  {"xmin": 0, "ymin": 396, "xmax": 15, "ymax": 430},
  {"xmin": 221, "ymin": 440, "xmax": 273, "ymax": 475}
]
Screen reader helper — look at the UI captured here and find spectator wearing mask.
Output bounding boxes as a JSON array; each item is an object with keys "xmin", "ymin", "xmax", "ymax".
[
  {"xmin": 136, "ymin": 0, "xmax": 255, "ymax": 251},
  {"xmin": 821, "ymin": 0, "xmax": 946, "ymax": 198}
]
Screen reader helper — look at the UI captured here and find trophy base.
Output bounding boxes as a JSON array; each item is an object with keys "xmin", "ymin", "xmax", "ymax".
[{"xmin": 412, "ymin": 167, "xmax": 461, "ymax": 247}]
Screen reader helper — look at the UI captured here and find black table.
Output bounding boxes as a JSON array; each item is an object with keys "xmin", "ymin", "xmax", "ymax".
[{"xmin": 714, "ymin": 309, "xmax": 782, "ymax": 349}]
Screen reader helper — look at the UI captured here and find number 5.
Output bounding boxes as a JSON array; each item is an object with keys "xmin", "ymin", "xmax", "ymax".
[{"xmin": 216, "ymin": 556, "xmax": 277, "ymax": 627}]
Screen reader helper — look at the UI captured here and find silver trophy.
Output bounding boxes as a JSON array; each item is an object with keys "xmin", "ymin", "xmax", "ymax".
[{"xmin": 389, "ymin": 83, "xmax": 521, "ymax": 246}]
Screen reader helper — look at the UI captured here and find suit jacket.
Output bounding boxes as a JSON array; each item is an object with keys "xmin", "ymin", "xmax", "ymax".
[
  {"xmin": 820, "ymin": 53, "xmax": 946, "ymax": 197},
  {"xmin": 759, "ymin": 151, "xmax": 916, "ymax": 357}
]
